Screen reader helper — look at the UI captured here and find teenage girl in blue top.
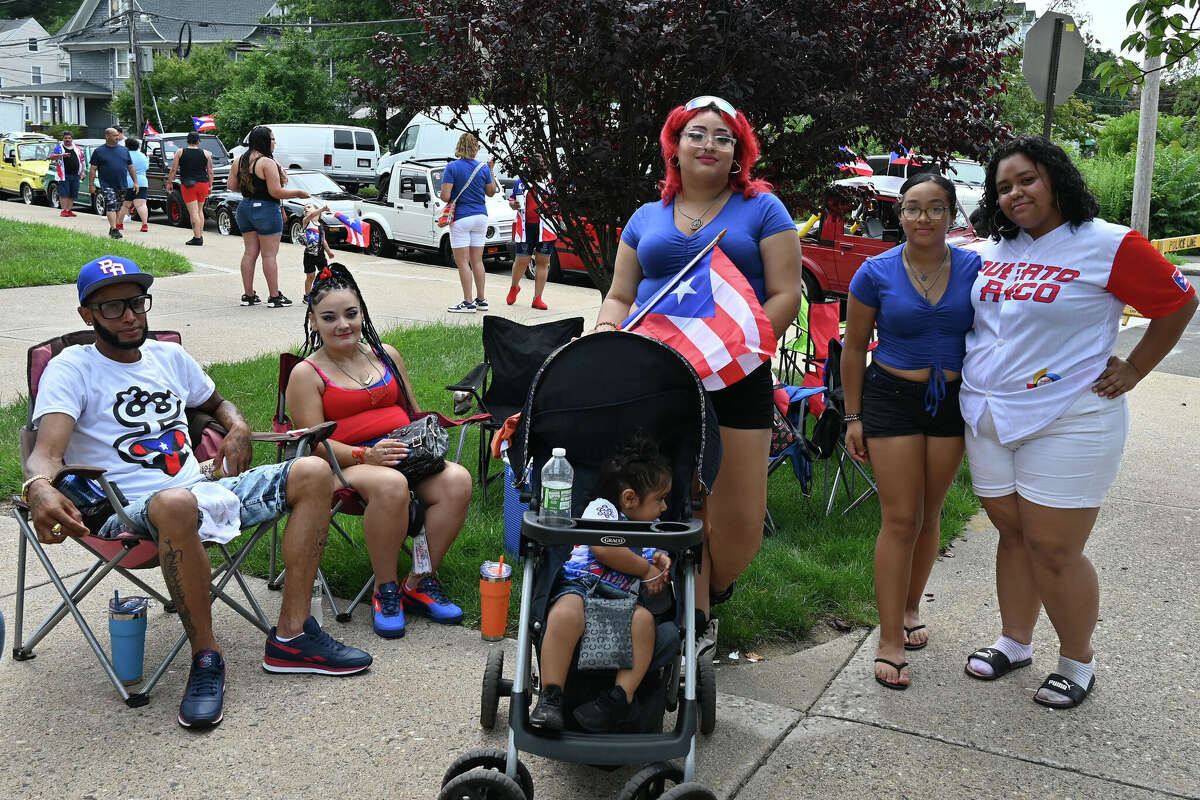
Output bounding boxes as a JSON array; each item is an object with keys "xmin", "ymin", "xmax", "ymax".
[{"xmin": 841, "ymin": 173, "xmax": 982, "ymax": 690}]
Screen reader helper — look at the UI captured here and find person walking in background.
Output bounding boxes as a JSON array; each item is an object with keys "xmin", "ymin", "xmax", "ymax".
[
  {"xmin": 87, "ymin": 128, "xmax": 136, "ymax": 240},
  {"xmin": 166, "ymin": 131, "xmax": 214, "ymax": 246},
  {"xmin": 228, "ymin": 126, "xmax": 309, "ymax": 308},
  {"xmin": 48, "ymin": 130, "xmax": 85, "ymax": 217},
  {"xmin": 963, "ymin": 135, "xmax": 1196, "ymax": 709},
  {"xmin": 120, "ymin": 137, "xmax": 151, "ymax": 234},
  {"xmin": 841, "ymin": 173, "xmax": 982, "ymax": 690},
  {"xmin": 441, "ymin": 133, "xmax": 497, "ymax": 313},
  {"xmin": 506, "ymin": 175, "xmax": 555, "ymax": 310}
]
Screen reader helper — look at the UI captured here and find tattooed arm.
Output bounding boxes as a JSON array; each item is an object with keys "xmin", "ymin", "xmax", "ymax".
[{"xmin": 197, "ymin": 390, "xmax": 252, "ymax": 476}]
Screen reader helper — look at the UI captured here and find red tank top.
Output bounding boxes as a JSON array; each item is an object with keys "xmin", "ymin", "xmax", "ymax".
[{"xmin": 306, "ymin": 357, "xmax": 410, "ymax": 445}]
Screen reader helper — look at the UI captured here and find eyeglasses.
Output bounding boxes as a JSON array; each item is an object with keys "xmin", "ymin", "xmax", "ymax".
[
  {"xmin": 87, "ymin": 294, "xmax": 152, "ymax": 319},
  {"xmin": 682, "ymin": 129, "xmax": 738, "ymax": 151},
  {"xmin": 899, "ymin": 206, "xmax": 949, "ymax": 221},
  {"xmin": 685, "ymin": 95, "xmax": 738, "ymax": 118}
]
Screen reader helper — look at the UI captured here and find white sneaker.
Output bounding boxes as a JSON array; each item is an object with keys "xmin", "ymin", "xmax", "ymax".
[
  {"xmin": 447, "ymin": 300, "xmax": 477, "ymax": 313},
  {"xmin": 697, "ymin": 617, "xmax": 719, "ymax": 660}
]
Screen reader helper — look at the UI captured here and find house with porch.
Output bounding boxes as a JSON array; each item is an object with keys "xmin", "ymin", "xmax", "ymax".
[{"xmin": 0, "ymin": 18, "xmax": 73, "ymax": 128}]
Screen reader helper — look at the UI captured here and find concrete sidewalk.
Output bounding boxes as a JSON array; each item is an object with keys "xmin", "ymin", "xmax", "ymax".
[{"xmin": 1, "ymin": 199, "xmax": 1196, "ymax": 798}]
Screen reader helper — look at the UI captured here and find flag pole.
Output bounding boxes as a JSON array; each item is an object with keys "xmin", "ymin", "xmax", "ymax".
[{"xmin": 623, "ymin": 229, "xmax": 726, "ymax": 330}]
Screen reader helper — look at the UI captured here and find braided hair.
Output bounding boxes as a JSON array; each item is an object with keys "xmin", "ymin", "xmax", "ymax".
[
  {"xmin": 300, "ymin": 262, "xmax": 415, "ymax": 412},
  {"xmin": 590, "ymin": 431, "xmax": 672, "ymax": 511}
]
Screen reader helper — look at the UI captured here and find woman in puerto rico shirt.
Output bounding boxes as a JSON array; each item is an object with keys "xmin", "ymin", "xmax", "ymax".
[{"xmin": 961, "ymin": 135, "xmax": 1195, "ymax": 709}]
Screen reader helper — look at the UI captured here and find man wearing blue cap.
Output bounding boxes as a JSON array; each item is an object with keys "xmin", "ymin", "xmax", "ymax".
[{"xmin": 22, "ymin": 256, "xmax": 373, "ymax": 730}]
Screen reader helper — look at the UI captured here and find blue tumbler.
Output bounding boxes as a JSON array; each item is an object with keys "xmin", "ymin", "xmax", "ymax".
[{"xmin": 108, "ymin": 592, "xmax": 149, "ymax": 685}]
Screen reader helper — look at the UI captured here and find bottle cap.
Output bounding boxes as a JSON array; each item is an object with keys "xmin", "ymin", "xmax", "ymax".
[{"xmin": 551, "ymin": 447, "xmax": 566, "ymax": 457}]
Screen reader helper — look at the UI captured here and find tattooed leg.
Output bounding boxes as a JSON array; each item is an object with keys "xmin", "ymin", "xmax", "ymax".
[
  {"xmin": 148, "ymin": 488, "xmax": 218, "ymax": 655},
  {"xmin": 277, "ymin": 456, "xmax": 334, "ymax": 638}
]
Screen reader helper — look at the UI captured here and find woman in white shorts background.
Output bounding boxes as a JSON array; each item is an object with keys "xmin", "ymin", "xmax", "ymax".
[
  {"xmin": 962, "ymin": 135, "xmax": 1196, "ymax": 709},
  {"xmin": 440, "ymin": 133, "xmax": 497, "ymax": 313}
]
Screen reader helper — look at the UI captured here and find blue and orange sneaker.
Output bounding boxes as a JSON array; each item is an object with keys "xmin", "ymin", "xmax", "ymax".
[
  {"xmin": 402, "ymin": 574, "xmax": 464, "ymax": 624},
  {"xmin": 372, "ymin": 581, "xmax": 406, "ymax": 639},
  {"xmin": 262, "ymin": 616, "xmax": 372, "ymax": 675},
  {"xmin": 178, "ymin": 649, "xmax": 224, "ymax": 729}
]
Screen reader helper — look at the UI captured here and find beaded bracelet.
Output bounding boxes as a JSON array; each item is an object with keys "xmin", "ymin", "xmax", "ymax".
[
  {"xmin": 593, "ymin": 321, "xmax": 619, "ymax": 332},
  {"xmin": 843, "ymin": 413, "xmax": 863, "ymax": 423}
]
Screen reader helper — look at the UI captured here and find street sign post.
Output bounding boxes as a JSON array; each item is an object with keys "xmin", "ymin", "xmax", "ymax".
[{"xmin": 1022, "ymin": 12, "xmax": 1085, "ymax": 139}]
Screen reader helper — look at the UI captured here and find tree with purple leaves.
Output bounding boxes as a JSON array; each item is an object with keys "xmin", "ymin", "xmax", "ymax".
[{"xmin": 358, "ymin": 0, "xmax": 1013, "ymax": 291}]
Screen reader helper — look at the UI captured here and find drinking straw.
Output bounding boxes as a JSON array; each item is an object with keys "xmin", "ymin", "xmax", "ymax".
[{"xmin": 497, "ymin": 554, "xmax": 505, "ymax": 577}]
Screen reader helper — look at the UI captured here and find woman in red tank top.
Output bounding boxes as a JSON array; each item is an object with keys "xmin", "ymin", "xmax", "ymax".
[{"xmin": 286, "ymin": 264, "xmax": 472, "ymax": 639}]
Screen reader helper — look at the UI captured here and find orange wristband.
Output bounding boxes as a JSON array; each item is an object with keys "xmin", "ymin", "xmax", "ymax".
[{"xmin": 352, "ymin": 446, "xmax": 366, "ymax": 463}]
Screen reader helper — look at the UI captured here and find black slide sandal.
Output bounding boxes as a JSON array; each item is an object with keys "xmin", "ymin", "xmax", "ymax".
[
  {"xmin": 964, "ymin": 647, "xmax": 1032, "ymax": 681},
  {"xmin": 904, "ymin": 625, "xmax": 928, "ymax": 651},
  {"xmin": 1034, "ymin": 672, "xmax": 1095, "ymax": 709},
  {"xmin": 874, "ymin": 657, "xmax": 909, "ymax": 690}
]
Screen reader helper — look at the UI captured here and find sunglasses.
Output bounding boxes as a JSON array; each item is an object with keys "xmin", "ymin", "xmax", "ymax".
[
  {"xmin": 684, "ymin": 96, "xmax": 738, "ymax": 118},
  {"xmin": 88, "ymin": 294, "xmax": 152, "ymax": 319}
]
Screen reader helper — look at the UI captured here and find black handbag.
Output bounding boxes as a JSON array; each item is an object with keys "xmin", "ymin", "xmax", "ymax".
[{"xmin": 388, "ymin": 415, "xmax": 448, "ymax": 484}]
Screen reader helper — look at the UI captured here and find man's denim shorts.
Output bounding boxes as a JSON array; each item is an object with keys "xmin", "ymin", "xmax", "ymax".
[
  {"xmin": 235, "ymin": 199, "xmax": 284, "ymax": 236},
  {"xmin": 58, "ymin": 174, "xmax": 80, "ymax": 200},
  {"xmin": 98, "ymin": 460, "xmax": 294, "ymax": 540}
]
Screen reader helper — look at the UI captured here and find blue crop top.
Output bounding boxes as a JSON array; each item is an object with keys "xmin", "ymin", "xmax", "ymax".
[
  {"xmin": 849, "ymin": 244, "xmax": 981, "ymax": 415},
  {"xmin": 621, "ymin": 191, "xmax": 795, "ymax": 306}
]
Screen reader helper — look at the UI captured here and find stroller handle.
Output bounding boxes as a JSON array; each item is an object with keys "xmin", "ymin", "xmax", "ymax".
[{"xmin": 519, "ymin": 512, "xmax": 704, "ymax": 550}]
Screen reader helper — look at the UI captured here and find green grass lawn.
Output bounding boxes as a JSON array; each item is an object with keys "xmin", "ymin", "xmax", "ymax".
[
  {"xmin": 1, "ymin": 321, "xmax": 978, "ymax": 649},
  {"xmin": 0, "ymin": 218, "xmax": 192, "ymax": 289}
]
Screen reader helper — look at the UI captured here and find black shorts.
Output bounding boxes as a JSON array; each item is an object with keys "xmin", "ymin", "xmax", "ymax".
[
  {"xmin": 861, "ymin": 362, "xmax": 964, "ymax": 438},
  {"xmin": 124, "ymin": 187, "xmax": 148, "ymax": 202},
  {"xmin": 707, "ymin": 362, "xmax": 773, "ymax": 430},
  {"xmin": 303, "ymin": 252, "xmax": 327, "ymax": 274}
]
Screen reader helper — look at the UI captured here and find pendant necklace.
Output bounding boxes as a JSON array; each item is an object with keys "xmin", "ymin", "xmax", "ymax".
[
  {"xmin": 675, "ymin": 192, "xmax": 722, "ymax": 231},
  {"xmin": 902, "ymin": 246, "xmax": 950, "ymax": 301},
  {"xmin": 328, "ymin": 346, "xmax": 385, "ymax": 405}
]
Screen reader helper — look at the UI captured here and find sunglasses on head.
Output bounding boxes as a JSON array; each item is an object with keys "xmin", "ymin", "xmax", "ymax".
[{"xmin": 684, "ymin": 96, "xmax": 737, "ymax": 118}]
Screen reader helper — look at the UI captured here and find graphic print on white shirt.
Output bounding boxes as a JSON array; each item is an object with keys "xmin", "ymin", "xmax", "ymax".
[{"xmin": 111, "ymin": 385, "xmax": 190, "ymax": 476}]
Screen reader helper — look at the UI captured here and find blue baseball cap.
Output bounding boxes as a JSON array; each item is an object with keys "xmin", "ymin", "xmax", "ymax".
[{"xmin": 76, "ymin": 256, "xmax": 154, "ymax": 304}]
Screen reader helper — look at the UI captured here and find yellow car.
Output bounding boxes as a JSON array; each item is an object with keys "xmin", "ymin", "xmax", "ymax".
[{"xmin": 0, "ymin": 132, "xmax": 55, "ymax": 205}]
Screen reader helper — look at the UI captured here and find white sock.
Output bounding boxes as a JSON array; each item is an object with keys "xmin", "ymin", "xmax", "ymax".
[
  {"xmin": 1053, "ymin": 655, "xmax": 1094, "ymax": 690},
  {"xmin": 274, "ymin": 631, "xmax": 301, "ymax": 642},
  {"xmin": 968, "ymin": 635, "xmax": 1033, "ymax": 677}
]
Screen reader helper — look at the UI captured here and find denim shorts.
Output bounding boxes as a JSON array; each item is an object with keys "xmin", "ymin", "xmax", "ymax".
[
  {"xmin": 515, "ymin": 239, "xmax": 554, "ymax": 257},
  {"xmin": 861, "ymin": 361, "xmax": 963, "ymax": 438},
  {"xmin": 97, "ymin": 460, "xmax": 294, "ymax": 541},
  {"xmin": 550, "ymin": 572, "xmax": 635, "ymax": 604},
  {"xmin": 235, "ymin": 199, "xmax": 284, "ymax": 236},
  {"xmin": 58, "ymin": 175, "xmax": 80, "ymax": 200}
]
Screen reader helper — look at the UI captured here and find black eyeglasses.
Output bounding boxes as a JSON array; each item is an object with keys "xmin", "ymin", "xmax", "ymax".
[{"xmin": 88, "ymin": 294, "xmax": 152, "ymax": 319}]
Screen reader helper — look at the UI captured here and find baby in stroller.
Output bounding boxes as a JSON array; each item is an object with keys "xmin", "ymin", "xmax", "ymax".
[{"xmin": 529, "ymin": 434, "xmax": 673, "ymax": 733}]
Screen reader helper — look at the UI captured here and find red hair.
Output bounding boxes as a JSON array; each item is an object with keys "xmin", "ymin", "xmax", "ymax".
[{"xmin": 658, "ymin": 103, "xmax": 771, "ymax": 204}]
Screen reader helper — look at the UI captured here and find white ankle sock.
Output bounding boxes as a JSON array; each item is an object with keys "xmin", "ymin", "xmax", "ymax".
[
  {"xmin": 969, "ymin": 635, "xmax": 1033, "ymax": 677},
  {"xmin": 1055, "ymin": 654, "xmax": 1094, "ymax": 687}
]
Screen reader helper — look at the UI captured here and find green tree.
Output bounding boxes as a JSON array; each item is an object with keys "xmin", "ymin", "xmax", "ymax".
[
  {"xmin": 1096, "ymin": 0, "xmax": 1200, "ymax": 92},
  {"xmin": 0, "ymin": 0, "xmax": 77, "ymax": 33},
  {"xmin": 112, "ymin": 47, "xmax": 234, "ymax": 138},
  {"xmin": 1172, "ymin": 73, "xmax": 1200, "ymax": 116}
]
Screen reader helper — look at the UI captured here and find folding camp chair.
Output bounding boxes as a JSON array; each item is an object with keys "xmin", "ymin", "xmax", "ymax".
[
  {"xmin": 10, "ymin": 331, "xmax": 334, "ymax": 707},
  {"xmin": 764, "ymin": 381, "xmax": 826, "ymax": 536},
  {"xmin": 446, "ymin": 315, "xmax": 584, "ymax": 503},
  {"xmin": 817, "ymin": 338, "xmax": 878, "ymax": 516}
]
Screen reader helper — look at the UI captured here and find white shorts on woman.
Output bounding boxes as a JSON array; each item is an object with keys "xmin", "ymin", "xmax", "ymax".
[
  {"xmin": 965, "ymin": 391, "xmax": 1129, "ymax": 509},
  {"xmin": 449, "ymin": 213, "xmax": 488, "ymax": 248}
]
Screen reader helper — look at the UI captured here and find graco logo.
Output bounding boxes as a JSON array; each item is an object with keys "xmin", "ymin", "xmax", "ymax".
[{"xmin": 599, "ymin": 535, "xmax": 626, "ymax": 546}]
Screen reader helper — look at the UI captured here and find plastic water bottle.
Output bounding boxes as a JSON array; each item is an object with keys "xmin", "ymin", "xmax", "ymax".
[
  {"xmin": 310, "ymin": 576, "xmax": 323, "ymax": 626},
  {"xmin": 540, "ymin": 448, "xmax": 573, "ymax": 527}
]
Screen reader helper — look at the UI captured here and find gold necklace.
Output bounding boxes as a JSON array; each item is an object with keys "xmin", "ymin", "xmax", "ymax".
[
  {"xmin": 902, "ymin": 246, "xmax": 950, "ymax": 301},
  {"xmin": 327, "ymin": 346, "xmax": 378, "ymax": 388},
  {"xmin": 675, "ymin": 192, "xmax": 723, "ymax": 231}
]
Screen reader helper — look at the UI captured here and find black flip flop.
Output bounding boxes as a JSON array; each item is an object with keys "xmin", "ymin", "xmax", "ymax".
[
  {"xmin": 904, "ymin": 624, "xmax": 928, "ymax": 651},
  {"xmin": 1034, "ymin": 672, "xmax": 1095, "ymax": 709},
  {"xmin": 964, "ymin": 647, "xmax": 1033, "ymax": 681},
  {"xmin": 874, "ymin": 657, "xmax": 909, "ymax": 690}
]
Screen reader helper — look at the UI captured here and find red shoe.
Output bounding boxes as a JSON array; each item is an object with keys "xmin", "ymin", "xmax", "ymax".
[
  {"xmin": 506, "ymin": 286, "xmax": 520, "ymax": 305},
  {"xmin": 116, "ymin": 223, "xmax": 124, "ymax": 230},
  {"xmin": 59, "ymin": 210, "xmax": 70, "ymax": 217},
  {"xmin": 531, "ymin": 297, "xmax": 549, "ymax": 310},
  {"xmin": 65, "ymin": 210, "xmax": 77, "ymax": 217},
  {"xmin": 140, "ymin": 224, "xmax": 149, "ymax": 232}
]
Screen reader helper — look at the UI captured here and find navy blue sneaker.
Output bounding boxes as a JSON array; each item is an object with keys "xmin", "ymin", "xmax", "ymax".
[
  {"xmin": 178, "ymin": 649, "xmax": 225, "ymax": 729},
  {"xmin": 402, "ymin": 574, "xmax": 464, "ymax": 624},
  {"xmin": 263, "ymin": 616, "xmax": 372, "ymax": 675},
  {"xmin": 372, "ymin": 581, "xmax": 406, "ymax": 639}
]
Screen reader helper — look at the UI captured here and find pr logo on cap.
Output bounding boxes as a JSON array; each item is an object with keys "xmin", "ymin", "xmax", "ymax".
[{"xmin": 98, "ymin": 258, "xmax": 127, "ymax": 277}]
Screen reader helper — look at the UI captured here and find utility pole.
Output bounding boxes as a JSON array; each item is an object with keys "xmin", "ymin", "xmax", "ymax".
[
  {"xmin": 127, "ymin": 7, "xmax": 145, "ymax": 133},
  {"xmin": 1131, "ymin": 53, "xmax": 1162, "ymax": 237}
]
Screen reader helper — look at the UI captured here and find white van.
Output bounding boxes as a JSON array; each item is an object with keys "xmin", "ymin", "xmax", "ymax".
[
  {"xmin": 376, "ymin": 106, "xmax": 495, "ymax": 192},
  {"xmin": 231, "ymin": 124, "xmax": 380, "ymax": 191}
]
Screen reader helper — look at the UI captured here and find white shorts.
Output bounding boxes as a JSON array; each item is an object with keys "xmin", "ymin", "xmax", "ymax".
[
  {"xmin": 965, "ymin": 392, "xmax": 1129, "ymax": 509},
  {"xmin": 449, "ymin": 214, "xmax": 488, "ymax": 248}
]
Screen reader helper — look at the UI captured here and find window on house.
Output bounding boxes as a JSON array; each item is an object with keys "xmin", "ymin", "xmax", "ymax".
[
  {"xmin": 109, "ymin": 0, "xmax": 128, "ymax": 13},
  {"xmin": 41, "ymin": 98, "xmax": 51, "ymax": 115},
  {"xmin": 63, "ymin": 65, "xmax": 70, "ymax": 82},
  {"xmin": 116, "ymin": 49, "xmax": 130, "ymax": 79},
  {"xmin": 28, "ymin": 38, "xmax": 38, "ymax": 52},
  {"xmin": 31, "ymin": 66, "xmax": 42, "ymax": 85}
]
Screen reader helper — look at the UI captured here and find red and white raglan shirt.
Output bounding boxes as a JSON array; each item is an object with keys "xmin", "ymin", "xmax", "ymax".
[
  {"xmin": 508, "ymin": 177, "xmax": 557, "ymax": 244},
  {"xmin": 962, "ymin": 219, "xmax": 1194, "ymax": 445}
]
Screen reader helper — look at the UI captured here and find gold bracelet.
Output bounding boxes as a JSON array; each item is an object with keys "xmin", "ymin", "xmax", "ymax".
[
  {"xmin": 20, "ymin": 474, "xmax": 51, "ymax": 504},
  {"xmin": 593, "ymin": 321, "xmax": 619, "ymax": 331}
]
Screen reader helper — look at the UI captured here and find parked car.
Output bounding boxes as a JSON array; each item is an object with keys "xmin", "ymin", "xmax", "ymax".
[
  {"xmin": 357, "ymin": 158, "xmax": 514, "ymax": 265},
  {"xmin": 231, "ymin": 124, "xmax": 379, "ymax": 193},
  {"xmin": 42, "ymin": 138, "xmax": 103, "ymax": 211},
  {"xmin": 800, "ymin": 175, "xmax": 982, "ymax": 301},
  {"xmin": 203, "ymin": 169, "xmax": 358, "ymax": 244},
  {"xmin": 866, "ymin": 155, "xmax": 984, "ymax": 220},
  {"xmin": 0, "ymin": 132, "xmax": 55, "ymax": 204},
  {"xmin": 142, "ymin": 133, "xmax": 232, "ymax": 226}
]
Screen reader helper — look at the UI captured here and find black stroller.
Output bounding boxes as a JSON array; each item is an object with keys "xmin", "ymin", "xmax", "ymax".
[{"xmin": 439, "ymin": 332, "xmax": 722, "ymax": 800}]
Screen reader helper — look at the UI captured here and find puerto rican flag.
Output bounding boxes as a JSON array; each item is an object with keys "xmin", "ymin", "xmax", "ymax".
[
  {"xmin": 837, "ymin": 146, "xmax": 872, "ymax": 176},
  {"xmin": 621, "ymin": 231, "xmax": 776, "ymax": 391},
  {"xmin": 334, "ymin": 212, "xmax": 370, "ymax": 249},
  {"xmin": 191, "ymin": 115, "xmax": 217, "ymax": 132},
  {"xmin": 890, "ymin": 139, "xmax": 915, "ymax": 166},
  {"xmin": 144, "ymin": 121, "xmax": 159, "ymax": 136},
  {"xmin": 509, "ymin": 177, "xmax": 557, "ymax": 243}
]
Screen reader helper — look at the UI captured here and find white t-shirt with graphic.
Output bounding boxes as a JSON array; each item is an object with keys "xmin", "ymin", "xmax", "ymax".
[{"xmin": 33, "ymin": 340, "xmax": 216, "ymax": 503}]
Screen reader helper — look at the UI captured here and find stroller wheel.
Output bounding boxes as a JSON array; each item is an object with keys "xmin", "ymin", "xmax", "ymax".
[
  {"xmin": 616, "ymin": 761, "xmax": 684, "ymax": 800},
  {"xmin": 657, "ymin": 783, "xmax": 716, "ymax": 800},
  {"xmin": 697, "ymin": 657, "xmax": 716, "ymax": 736},
  {"xmin": 481, "ymin": 649, "xmax": 504, "ymax": 729},
  {"xmin": 442, "ymin": 749, "xmax": 534, "ymax": 800},
  {"xmin": 438, "ymin": 767, "xmax": 528, "ymax": 800}
]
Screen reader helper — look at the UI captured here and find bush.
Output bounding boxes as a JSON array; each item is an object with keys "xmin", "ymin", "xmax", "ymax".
[{"xmin": 1078, "ymin": 145, "xmax": 1200, "ymax": 240}]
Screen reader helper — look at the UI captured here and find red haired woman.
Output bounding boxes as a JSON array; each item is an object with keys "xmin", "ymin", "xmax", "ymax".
[{"xmin": 592, "ymin": 96, "xmax": 802, "ymax": 654}]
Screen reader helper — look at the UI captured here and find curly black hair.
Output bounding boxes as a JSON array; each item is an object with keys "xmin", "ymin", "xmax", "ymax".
[
  {"xmin": 979, "ymin": 134, "xmax": 1099, "ymax": 241},
  {"xmin": 589, "ymin": 431, "xmax": 672, "ymax": 512}
]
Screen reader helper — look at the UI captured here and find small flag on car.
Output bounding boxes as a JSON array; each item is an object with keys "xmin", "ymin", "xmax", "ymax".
[
  {"xmin": 836, "ymin": 146, "xmax": 872, "ymax": 176},
  {"xmin": 191, "ymin": 115, "xmax": 217, "ymax": 132},
  {"xmin": 889, "ymin": 139, "xmax": 914, "ymax": 166},
  {"xmin": 334, "ymin": 212, "xmax": 370, "ymax": 249},
  {"xmin": 144, "ymin": 121, "xmax": 159, "ymax": 136}
]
